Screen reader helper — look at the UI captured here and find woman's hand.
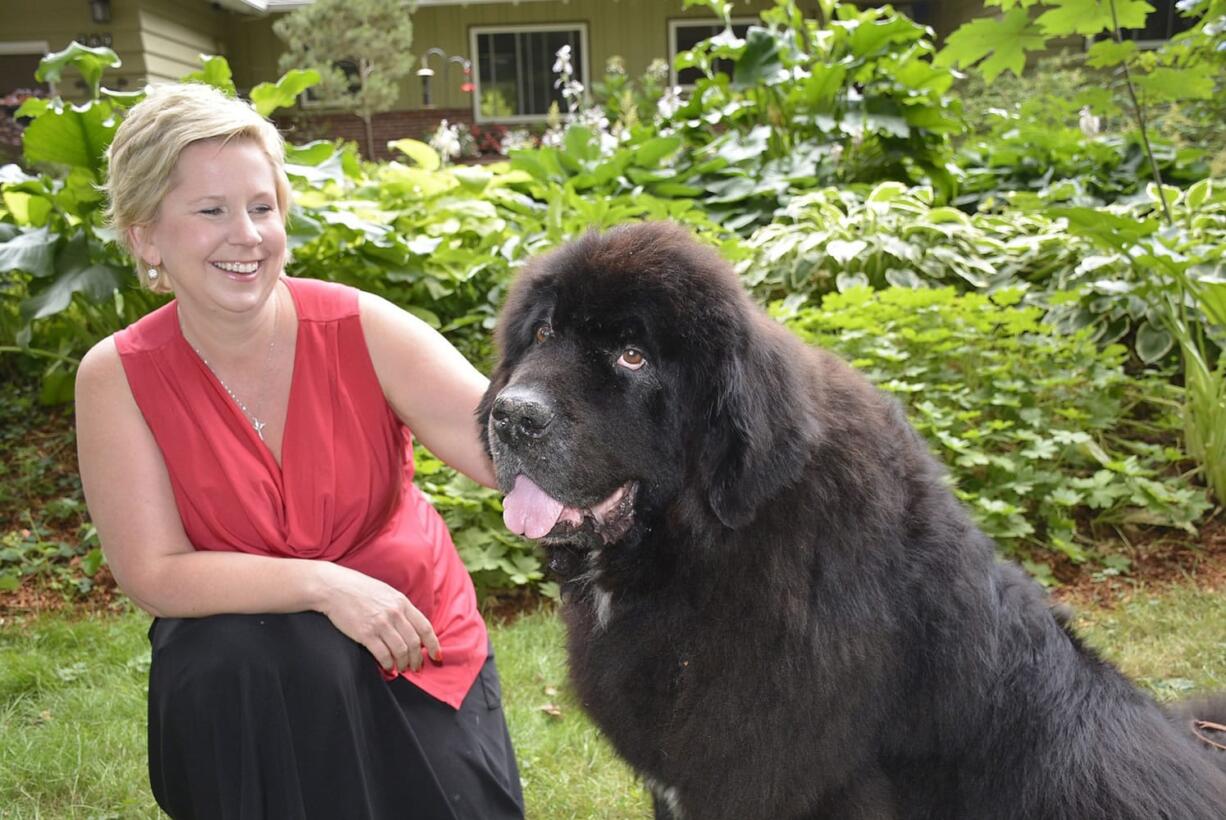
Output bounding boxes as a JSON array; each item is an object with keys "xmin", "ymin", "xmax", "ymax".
[{"xmin": 314, "ymin": 562, "xmax": 442, "ymax": 673}]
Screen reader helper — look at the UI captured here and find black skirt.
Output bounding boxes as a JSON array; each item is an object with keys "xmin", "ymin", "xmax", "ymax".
[{"xmin": 147, "ymin": 612, "xmax": 524, "ymax": 820}]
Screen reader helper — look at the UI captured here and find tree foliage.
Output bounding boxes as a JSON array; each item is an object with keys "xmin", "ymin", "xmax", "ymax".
[{"xmin": 272, "ymin": 0, "xmax": 417, "ymax": 159}]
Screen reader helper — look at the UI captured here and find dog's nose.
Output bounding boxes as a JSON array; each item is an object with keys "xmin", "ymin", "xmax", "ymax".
[{"xmin": 491, "ymin": 385, "xmax": 555, "ymax": 443}]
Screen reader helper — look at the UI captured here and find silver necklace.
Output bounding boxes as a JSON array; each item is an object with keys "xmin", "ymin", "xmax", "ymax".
[{"xmin": 181, "ymin": 292, "xmax": 280, "ymax": 442}]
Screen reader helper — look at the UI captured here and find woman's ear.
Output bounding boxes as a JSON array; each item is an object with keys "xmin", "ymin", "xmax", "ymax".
[{"xmin": 128, "ymin": 224, "xmax": 161, "ymax": 269}]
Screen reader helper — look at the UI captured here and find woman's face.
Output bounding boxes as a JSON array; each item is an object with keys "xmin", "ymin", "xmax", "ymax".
[{"xmin": 133, "ymin": 138, "xmax": 287, "ymax": 319}]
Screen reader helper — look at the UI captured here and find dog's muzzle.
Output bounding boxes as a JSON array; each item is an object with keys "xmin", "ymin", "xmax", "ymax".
[{"xmin": 491, "ymin": 384, "xmax": 556, "ymax": 445}]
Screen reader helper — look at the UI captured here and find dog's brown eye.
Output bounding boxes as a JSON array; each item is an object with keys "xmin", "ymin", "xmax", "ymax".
[
  {"xmin": 534, "ymin": 323, "xmax": 553, "ymax": 344},
  {"xmin": 617, "ymin": 348, "xmax": 646, "ymax": 370}
]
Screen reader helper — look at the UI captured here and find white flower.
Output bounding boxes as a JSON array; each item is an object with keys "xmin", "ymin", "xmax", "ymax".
[
  {"xmin": 428, "ymin": 119, "xmax": 462, "ymax": 163},
  {"xmin": 657, "ymin": 86, "xmax": 683, "ymax": 120},
  {"xmin": 552, "ymin": 45, "xmax": 573, "ymax": 76},
  {"xmin": 501, "ymin": 129, "xmax": 535, "ymax": 152},
  {"xmin": 1079, "ymin": 106, "xmax": 1101, "ymax": 139}
]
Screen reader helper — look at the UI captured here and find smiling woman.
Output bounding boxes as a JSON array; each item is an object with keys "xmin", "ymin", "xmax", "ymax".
[{"xmin": 72, "ymin": 82, "xmax": 525, "ymax": 820}]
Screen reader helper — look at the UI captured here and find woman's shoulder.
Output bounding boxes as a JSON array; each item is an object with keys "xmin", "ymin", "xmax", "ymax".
[
  {"xmin": 75, "ymin": 334, "xmax": 131, "ymax": 416},
  {"xmin": 285, "ymin": 276, "xmax": 361, "ymax": 323}
]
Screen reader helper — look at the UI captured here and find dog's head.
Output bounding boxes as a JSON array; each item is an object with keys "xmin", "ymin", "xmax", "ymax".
[{"xmin": 478, "ymin": 222, "xmax": 819, "ymax": 553}]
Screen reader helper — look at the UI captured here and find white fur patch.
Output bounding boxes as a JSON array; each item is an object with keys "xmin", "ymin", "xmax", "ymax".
[
  {"xmin": 643, "ymin": 776, "xmax": 684, "ymax": 818},
  {"xmin": 593, "ymin": 587, "xmax": 613, "ymax": 630}
]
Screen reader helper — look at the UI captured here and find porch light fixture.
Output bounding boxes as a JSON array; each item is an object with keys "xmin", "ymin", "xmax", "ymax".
[{"xmin": 90, "ymin": 0, "xmax": 112, "ymax": 24}]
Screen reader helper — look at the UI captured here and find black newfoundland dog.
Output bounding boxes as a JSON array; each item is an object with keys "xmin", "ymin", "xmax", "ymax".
[{"xmin": 478, "ymin": 222, "xmax": 1226, "ymax": 819}]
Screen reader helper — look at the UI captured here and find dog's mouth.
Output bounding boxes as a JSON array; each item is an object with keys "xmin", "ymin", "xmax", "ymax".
[{"xmin": 502, "ymin": 474, "xmax": 638, "ymax": 544}]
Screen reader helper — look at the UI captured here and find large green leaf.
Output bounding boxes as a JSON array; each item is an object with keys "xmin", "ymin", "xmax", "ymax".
[
  {"xmin": 634, "ymin": 135, "xmax": 683, "ymax": 167},
  {"xmin": 1085, "ymin": 39, "xmax": 1137, "ymax": 68},
  {"xmin": 389, "ymin": 139, "xmax": 441, "ymax": 171},
  {"xmin": 286, "ymin": 140, "xmax": 339, "ymax": 166},
  {"xmin": 1132, "ymin": 64, "xmax": 1217, "ymax": 102},
  {"xmin": 182, "ymin": 54, "xmax": 237, "ymax": 95},
  {"xmin": 802, "ymin": 63, "xmax": 849, "ymax": 108},
  {"xmin": 1049, "ymin": 206, "xmax": 1159, "ymax": 251},
  {"xmin": 35, "ymin": 42, "xmax": 120, "ymax": 98},
  {"xmin": 936, "ymin": 8, "xmax": 1047, "ymax": 82},
  {"xmin": 1036, "ymin": 0, "xmax": 1154, "ymax": 36},
  {"xmin": 563, "ymin": 125, "xmax": 598, "ymax": 164},
  {"xmin": 732, "ymin": 27, "xmax": 787, "ymax": 89},
  {"xmin": 847, "ymin": 12, "xmax": 923, "ymax": 58},
  {"xmin": 0, "ymin": 227, "xmax": 57, "ymax": 277},
  {"xmin": 22, "ymin": 100, "xmax": 117, "ymax": 174},
  {"xmin": 1135, "ymin": 320, "xmax": 1173, "ymax": 363},
  {"xmin": 20, "ymin": 233, "xmax": 126, "ymax": 320},
  {"xmin": 2, "ymin": 192, "xmax": 52, "ymax": 227},
  {"xmin": 250, "ymin": 68, "xmax": 321, "ymax": 117}
]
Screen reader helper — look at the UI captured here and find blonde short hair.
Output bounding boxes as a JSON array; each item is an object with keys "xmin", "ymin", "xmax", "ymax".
[{"xmin": 104, "ymin": 82, "xmax": 292, "ymax": 293}]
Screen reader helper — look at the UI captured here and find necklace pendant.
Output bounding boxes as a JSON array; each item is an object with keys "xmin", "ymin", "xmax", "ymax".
[{"xmin": 252, "ymin": 418, "xmax": 267, "ymax": 441}]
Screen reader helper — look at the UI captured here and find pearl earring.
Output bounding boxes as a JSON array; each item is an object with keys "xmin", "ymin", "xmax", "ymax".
[{"xmin": 148, "ymin": 267, "xmax": 159, "ymax": 282}]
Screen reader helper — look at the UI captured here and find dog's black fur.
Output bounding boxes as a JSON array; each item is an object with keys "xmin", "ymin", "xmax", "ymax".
[{"xmin": 478, "ymin": 222, "xmax": 1226, "ymax": 819}]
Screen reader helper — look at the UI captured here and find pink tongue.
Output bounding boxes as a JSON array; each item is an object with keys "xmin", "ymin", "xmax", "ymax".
[{"xmin": 503, "ymin": 475, "xmax": 566, "ymax": 539}]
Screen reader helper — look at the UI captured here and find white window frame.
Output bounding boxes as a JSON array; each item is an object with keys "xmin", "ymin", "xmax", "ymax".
[
  {"xmin": 469, "ymin": 22, "xmax": 589, "ymax": 124},
  {"xmin": 667, "ymin": 17, "xmax": 757, "ymax": 90},
  {"xmin": 0, "ymin": 41, "xmax": 54, "ymax": 95}
]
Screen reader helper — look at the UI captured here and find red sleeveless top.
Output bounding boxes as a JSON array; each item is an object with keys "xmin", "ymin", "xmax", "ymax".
[{"xmin": 113, "ymin": 276, "xmax": 488, "ymax": 709}]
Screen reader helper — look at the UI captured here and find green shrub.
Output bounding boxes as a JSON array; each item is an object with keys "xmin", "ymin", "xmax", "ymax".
[
  {"xmin": 951, "ymin": 54, "xmax": 1207, "ymax": 209},
  {"xmin": 740, "ymin": 183, "xmax": 1078, "ymax": 301},
  {"xmin": 779, "ymin": 286, "xmax": 1211, "ymax": 576},
  {"xmin": 413, "ymin": 447, "xmax": 552, "ymax": 603},
  {"xmin": 742, "ymin": 181, "xmax": 1226, "ymax": 369}
]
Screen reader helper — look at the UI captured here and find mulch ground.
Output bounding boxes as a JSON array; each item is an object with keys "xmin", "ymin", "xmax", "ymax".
[{"xmin": 1051, "ymin": 512, "xmax": 1226, "ymax": 609}]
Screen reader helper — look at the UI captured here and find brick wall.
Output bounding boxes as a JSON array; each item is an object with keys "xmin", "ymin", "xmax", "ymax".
[{"xmin": 276, "ymin": 107, "xmax": 475, "ymax": 161}]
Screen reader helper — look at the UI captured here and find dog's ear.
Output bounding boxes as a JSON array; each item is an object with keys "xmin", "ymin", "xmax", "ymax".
[{"xmin": 698, "ymin": 320, "xmax": 818, "ymax": 530}]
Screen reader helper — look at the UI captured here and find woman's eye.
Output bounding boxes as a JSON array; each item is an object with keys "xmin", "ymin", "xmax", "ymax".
[
  {"xmin": 617, "ymin": 348, "xmax": 646, "ymax": 370},
  {"xmin": 199, "ymin": 207, "xmax": 223, "ymax": 216},
  {"xmin": 534, "ymin": 323, "xmax": 553, "ymax": 344}
]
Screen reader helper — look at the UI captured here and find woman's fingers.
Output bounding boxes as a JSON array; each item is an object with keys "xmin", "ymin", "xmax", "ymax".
[
  {"xmin": 316, "ymin": 564, "xmax": 442, "ymax": 672},
  {"xmin": 380, "ymin": 628, "xmax": 415, "ymax": 673},
  {"xmin": 402, "ymin": 601, "xmax": 441, "ymax": 663}
]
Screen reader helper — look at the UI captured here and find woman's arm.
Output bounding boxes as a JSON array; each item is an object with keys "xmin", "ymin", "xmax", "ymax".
[
  {"xmin": 74, "ymin": 338, "xmax": 439, "ymax": 672},
  {"xmin": 359, "ymin": 291, "xmax": 497, "ymax": 489}
]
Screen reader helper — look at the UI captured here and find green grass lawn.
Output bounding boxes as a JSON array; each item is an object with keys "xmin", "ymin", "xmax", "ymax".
[{"xmin": 1, "ymin": 589, "xmax": 1223, "ymax": 819}]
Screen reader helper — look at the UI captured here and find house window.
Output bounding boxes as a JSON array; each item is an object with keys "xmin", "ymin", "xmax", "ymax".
[
  {"xmin": 470, "ymin": 24, "xmax": 588, "ymax": 124},
  {"xmin": 668, "ymin": 18, "xmax": 756, "ymax": 88}
]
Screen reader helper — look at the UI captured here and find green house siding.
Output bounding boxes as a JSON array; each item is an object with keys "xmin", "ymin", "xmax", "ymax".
[
  {"xmin": 0, "ymin": 0, "xmax": 144, "ymax": 96},
  {"xmin": 135, "ymin": 0, "xmax": 228, "ymax": 83}
]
